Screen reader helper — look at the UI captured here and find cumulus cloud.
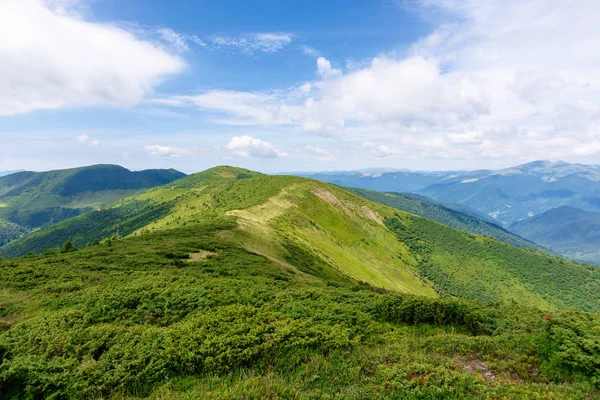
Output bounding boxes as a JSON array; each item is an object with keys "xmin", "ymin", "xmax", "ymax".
[
  {"xmin": 144, "ymin": 145, "xmax": 190, "ymax": 158},
  {"xmin": 225, "ymin": 136, "xmax": 286, "ymax": 158},
  {"xmin": 76, "ymin": 135, "xmax": 89, "ymax": 144},
  {"xmin": 210, "ymin": 33, "xmax": 292, "ymax": 53},
  {"xmin": 446, "ymin": 131, "xmax": 483, "ymax": 145},
  {"xmin": 159, "ymin": 0, "xmax": 600, "ymax": 163},
  {"xmin": 362, "ymin": 142, "xmax": 402, "ymax": 158},
  {"xmin": 161, "ymin": 55, "xmax": 486, "ymax": 132},
  {"xmin": 0, "ymin": 0, "xmax": 185, "ymax": 116},
  {"xmin": 76, "ymin": 134, "xmax": 100, "ymax": 146},
  {"xmin": 316, "ymin": 57, "xmax": 342, "ymax": 79}
]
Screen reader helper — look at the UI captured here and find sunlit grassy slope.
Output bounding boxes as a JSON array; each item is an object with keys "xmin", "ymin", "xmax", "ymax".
[
  {"xmin": 3, "ymin": 166, "xmax": 600, "ymax": 312},
  {"xmin": 1, "ymin": 167, "xmax": 600, "ymax": 398},
  {"xmin": 346, "ymin": 188, "xmax": 542, "ymax": 250}
]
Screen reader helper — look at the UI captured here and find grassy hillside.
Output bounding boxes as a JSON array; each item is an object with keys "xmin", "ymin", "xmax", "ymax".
[
  {"xmin": 510, "ymin": 206, "xmax": 600, "ymax": 264},
  {"xmin": 0, "ymin": 216, "xmax": 598, "ymax": 398},
  {"xmin": 0, "ymin": 165, "xmax": 185, "ymax": 246},
  {"xmin": 1, "ymin": 166, "xmax": 600, "ymax": 398},
  {"xmin": 347, "ymin": 188, "xmax": 541, "ymax": 250},
  {"xmin": 4, "ymin": 166, "xmax": 600, "ymax": 312}
]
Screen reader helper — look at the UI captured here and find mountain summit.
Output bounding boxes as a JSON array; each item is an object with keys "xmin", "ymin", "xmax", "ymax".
[{"xmin": 0, "ymin": 164, "xmax": 185, "ymax": 246}]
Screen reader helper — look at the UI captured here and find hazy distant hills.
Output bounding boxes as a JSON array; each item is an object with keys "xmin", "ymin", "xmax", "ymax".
[
  {"xmin": 420, "ymin": 161, "xmax": 600, "ymax": 225},
  {"xmin": 347, "ymin": 188, "xmax": 541, "ymax": 250},
  {"xmin": 511, "ymin": 206, "xmax": 600, "ymax": 264},
  {"xmin": 299, "ymin": 160, "xmax": 600, "ymax": 263},
  {"xmin": 0, "ymin": 164, "xmax": 185, "ymax": 246},
  {"xmin": 298, "ymin": 160, "xmax": 600, "ymax": 226}
]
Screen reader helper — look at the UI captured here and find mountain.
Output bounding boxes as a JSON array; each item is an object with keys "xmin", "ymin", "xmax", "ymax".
[
  {"xmin": 297, "ymin": 168, "xmax": 464, "ymax": 193},
  {"xmin": 1, "ymin": 166, "xmax": 599, "ymax": 398},
  {"xmin": 347, "ymin": 188, "xmax": 542, "ymax": 250},
  {"xmin": 0, "ymin": 164, "xmax": 185, "ymax": 246},
  {"xmin": 510, "ymin": 206, "xmax": 600, "ymax": 264},
  {"xmin": 297, "ymin": 160, "xmax": 600, "ymax": 226},
  {"xmin": 0, "ymin": 170, "xmax": 24, "ymax": 177},
  {"xmin": 420, "ymin": 160, "xmax": 600, "ymax": 225},
  {"xmin": 3, "ymin": 166, "xmax": 599, "ymax": 311}
]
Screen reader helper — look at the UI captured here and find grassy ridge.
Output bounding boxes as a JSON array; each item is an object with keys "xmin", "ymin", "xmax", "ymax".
[
  {"xmin": 1, "ymin": 167, "xmax": 600, "ymax": 397},
  {"xmin": 3, "ymin": 166, "xmax": 600, "ymax": 313},
  {"xmin": 1, "ymin": 221, "xmax": 599, "ymax": 398},
  {"xmin": 347, "ymin": 188, "xmax": 541, "ymax": 250}
]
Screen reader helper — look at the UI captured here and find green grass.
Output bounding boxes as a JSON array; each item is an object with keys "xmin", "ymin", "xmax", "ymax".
[
  {"xmin": 347, "ymin": 188, "xmax": 541, "ymax": 250},
  {"xmin": 4, "ymin": 166, "xmax": 600, "ymax": 312},
  {"xmin": 1, "ymin": 166, "xmax": 600, "ymax": 398},
  {"xmin": 0, "ymin": 221, "xmax": 598, "ymax": 398}
]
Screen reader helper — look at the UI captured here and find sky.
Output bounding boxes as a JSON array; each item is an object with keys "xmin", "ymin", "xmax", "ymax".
[{"xmin": 1, "ymin": 0, "xmax": 600, "ymax": 173}]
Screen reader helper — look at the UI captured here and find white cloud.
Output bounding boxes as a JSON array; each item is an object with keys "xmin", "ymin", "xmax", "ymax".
[
  {"xmin": 210, "ymin": 33, "xmax": 292, "ymax": 53},
  {"xmin": 225, "ymin": 136, "xmax": 286, "ymax": 158},
  {"xmin": 0, "ymin": 0, "xmax": 185, "ymax": 116},
  {"xmin": 157, "ymin": 28, "xmax": 189, "ymax": 53},
  {"xmin": 446, "ymin": 131, "xmax": 483, "ymax": 145},
  {"xmin": 362, "ymin": 142, "xmax": 401, "ymax": 158},
  {"xmin": 160, "ymin": 0, "xmax": 600, "ymax": 163},
  {"xmin": 316, "ymin": 57, "xmax": 342, "ymax": 79},
  {"xmin": 156, "ymin": 28, "xmax": 208, "ymax": 52},
  {"xmin": 300, "ymin": 45, "xmax": 320, "ymax": 57},
  {"xmin": 76, "ymin": 134, "xmax": 100, "ymax": 146},
  {"xmin": 76, "ymin": 134, "xmax": 89, "ymax": 144},
  {"xmin": 144, "ymin": 145, "xmax": 190, "ymax": 158}
]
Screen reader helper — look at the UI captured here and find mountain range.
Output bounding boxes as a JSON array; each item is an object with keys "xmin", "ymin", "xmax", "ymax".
[
  {"xmin": 299, "ymin": 160, "xmax": 600, "ymax": 264},
  {"xmin": 1, "ymin": 165, "xmax": 599, "ymax": 398},
  {"xmin": 347, "ymin": 188, "xmax": 541, "ymax": 250},
  {"xmin": 510, "ymin": 206, "xmax": 600, "ymax": 263},
  {"xmin": 0, "ymin": 164, "xmax": 185, "ymax": 246},
  {"xmin": 2, "ymin": 166, "xmax": 597, "ymax": 310}
]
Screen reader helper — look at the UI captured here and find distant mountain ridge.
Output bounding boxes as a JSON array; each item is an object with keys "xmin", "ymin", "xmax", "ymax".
[
  {"xmin": 298, "ymin": 160, "xmax": 600, "ymax": 225},
  {"xmin": 347, "ymin": 188, "xmax": 542, "ymax": 250},
  {"xmin": 510, "ymin": 206, "xmax": 600, "ymax": 264},
  {"xmin": 0, "ymin": 164, "xmax": 185, "ymax": 246}
]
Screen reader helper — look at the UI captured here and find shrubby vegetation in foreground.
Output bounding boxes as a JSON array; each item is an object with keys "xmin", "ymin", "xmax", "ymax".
[
  {"xmin": 0, "ymin": 219, "xmax": 599, "ymax": 399},
  {"xmin": 1, "ymin": 167, "xmax": 599, "ymax": 398}
]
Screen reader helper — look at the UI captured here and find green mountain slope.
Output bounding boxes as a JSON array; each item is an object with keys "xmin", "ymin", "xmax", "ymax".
[
  {"xmin": 0, "ymin": 165, "xmax": 185, "ymax": 246},
  {"xmin": 510, "ymin": 206, "xmax": 600, "ymax": 264},
  {"xmin": 3, "ymin": 166, "xmax": 599, "ymax": 312},
  {"xmin": 0, "ymin": 167, "xmax": 599, "ymax": 398},
  {"xmin": 347, "ymin": 188, "xmax": 541, "ymax": 250}
]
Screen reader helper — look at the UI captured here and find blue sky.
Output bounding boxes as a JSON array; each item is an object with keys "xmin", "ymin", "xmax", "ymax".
[{"xmin": 1, "ymin": 0, "xmax": 600, "ymax": 173}]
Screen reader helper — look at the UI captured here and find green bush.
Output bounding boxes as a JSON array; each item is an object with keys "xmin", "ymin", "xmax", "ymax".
[
  {"xmin": 374, "ymin": 294, "xmax": 496, "ymax": 335},
  {"xmin": 537, "ymin": 311, "xmax": 600, "ymax": 387}
]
